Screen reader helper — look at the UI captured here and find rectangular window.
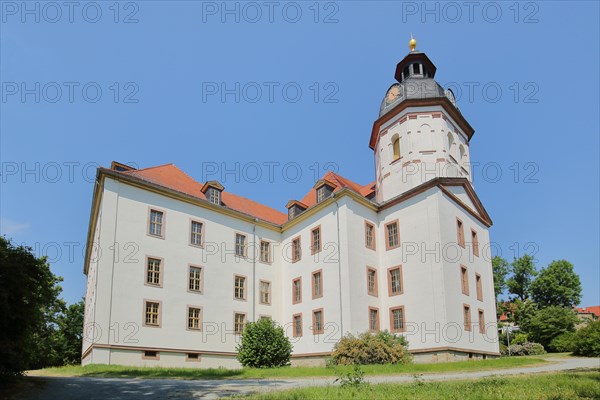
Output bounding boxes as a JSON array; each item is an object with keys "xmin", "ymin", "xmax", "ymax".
[
  {"xmin": 190, "ymin": 220, "xmax": 204, "ymax": 247},
  {"xmin": 209, "ymin": 188, "xmax": 220, "ymax": 205},
  {"xmin": 478, "ymin": 309, "xmax": 485, "ymax": 334},
  {"xmin": 292, "ymin": 237, "xmax": 301, "ymax": 262},
  {"xmin": 390, "ymin": 306, "xmax": 405, "ymax": 333},
  {"xmin": 388, "ymin": 266, "xmax": 403, "ymax": 296},
  {"xmin": 146, "ymin": 257, "xmax": 161, "ymax": 287},
  {"xmin": 311, "ymin": 227, "xmax": 322, "ymax": 255},
  {"xmin": 234, "ymin": 275, "xmax": 246, "ymax": 300},
  {"xmin": 259, "ymin": 280, "xmax": 271, "ymax": 305},
  {"xmin": 188, "ymin": 266, "xmax": 203, "ymax": 293},
  {"xmin": 476, "ymin": 273, "xmax": 483, "ymax": 301},
  {"xmin": 457, "ymin": 218, "xmax": 465, "ymax": 247},
  {"xmin": 385, "ymin": 220, "xmax": 400, "ymax": 250},
  {"xmin": 367, "ymin": 267, "xmax": 378, "ymax": 296},
  {"xmin": 260, "ymin": 241, "xmax": 271, "ymax": 263},
  {"xmin": 235, "ymin": 233, "xmax": 247, "ymax": 257},
  {"xmin": 144, "ymin": 301, "xmax": 160, "ymax": 327},
  {"xmin": 368, "ymin": 307, "xmax": 380, "ymax": 332},
  {"xmin": 234, "ymin": 313, "xmax": 246, "ymax": 334},
  {"xmin": 187, "ymin": 306, "xmax": 202, "ymax": 330},
  {"xmin": 142, "ymin": 350, "xmax": 159, "ymax": 360},
  {"xmin": 312, "ymin": 309, "xmax": 324, "ymax": 335},
  {"xmin": 317, "ymin": 187, "xmax": 326, "ymax": 203},
  {"xmin": 148, "ymin": 209, "xmax": 164, "ymax": 237},
  {"xmin": 312, "ymin": 270, "xmax": 323, "ymax": 299},
  {"xmin": 461, "ymin": 265, "xmax": 469, "ymax": 295},
  {"xmin": 471, "ymin": 229, "xmax": 479, "ymax": 257},
  {"xmin": 186, "ymin": 353, "xmax": 200, "ymax": 362},
  {"xmin": 365, "ymin": 222, "xmax": 376, "ymax": 250},
  {"xmin": 463, "ymin": 305, "xmax": 471, "ymax": 331},
  {"xmin": 292, "ymin": 277, "xmax": 302, "ymax": 304},
  {"xmin": 293, "ymin": 313, "xmax": 303, "ymax": 337}
]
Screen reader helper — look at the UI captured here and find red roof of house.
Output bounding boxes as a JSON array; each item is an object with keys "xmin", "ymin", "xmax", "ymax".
[
  {"xmin": 112, "ymin": 163, "xmax": 374, "ymax": 226},
  {"xmin": 299, "ymin": 171, "xmax": 375, "ymax": 207},
  {"xmin": 576, "ymin": 306, "xmax": 600, "ymax": 318}
]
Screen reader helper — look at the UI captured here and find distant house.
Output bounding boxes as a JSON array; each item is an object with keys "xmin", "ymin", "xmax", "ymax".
[{"xmin": 575, "ymin": 306, "xmax": 600, "ymax": 327}]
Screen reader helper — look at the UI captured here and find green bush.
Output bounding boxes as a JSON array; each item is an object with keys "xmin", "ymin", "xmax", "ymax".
[
  {"xmin": 548, "ymin": 332, "xmax": 576, "ymax": 353},
  {"xmin": 511, "ymin": 333, "xmax": 529, "ymax": 345},
  {"xmin": 331, "ymin": 331, "xmax": 412, "ymax": 365},
  {"xmin": 236, "ymin": 318, "xmax": 292, "ymax": 368},
  {"xmin": 572, "ymin": 321, "xmax": 600, "ymax": 357}
]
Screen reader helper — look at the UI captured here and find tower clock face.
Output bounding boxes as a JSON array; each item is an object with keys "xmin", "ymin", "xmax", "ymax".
[{"xmin": 385, "ymin": 85, "xmax": 401, "ymax": 105}]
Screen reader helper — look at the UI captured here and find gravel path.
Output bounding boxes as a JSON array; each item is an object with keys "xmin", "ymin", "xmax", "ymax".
[{"xmin": 14, "ymin": 356, "xmax": 600, "ymax": 400}]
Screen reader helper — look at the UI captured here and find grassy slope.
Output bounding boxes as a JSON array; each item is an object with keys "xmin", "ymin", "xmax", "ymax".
[
  {"xmin": 31, "ymin": 356, "xmax": 548, "ymax": 380},
  {"xmin": 239, "ymin": 370, "xmax": 600, "ymax": 400}
]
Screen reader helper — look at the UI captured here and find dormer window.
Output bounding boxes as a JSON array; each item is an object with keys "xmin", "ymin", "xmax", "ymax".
[
  {"xmin": 313, "ymin": 180, "xmax": 335, "ymax": 204},
  {"xmin": 316, "ymin": 186, "xmax": 327, "ymax": 203},
  {"xmin": 413, "ymin": 63, "xmax": 420, "ymax": 75},
  {"xmin": 201, "ymin": 181, "xmax": 224, "ymax": 206},
  {"xmin": 208, "ymin": 188, "xmax": 220, "ymax": 205},
  {"xmin": 286, "ymin": 200, "xmax": 308, "ymax": 221}
]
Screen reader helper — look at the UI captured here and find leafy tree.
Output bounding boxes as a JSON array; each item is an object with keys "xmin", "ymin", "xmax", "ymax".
[
  {"xmin": 511, "ymin": 299, "xmax": 537, "ymax": 326},
  {"xmin": 236, "ymin": 318, "xmax": 292, "ymax": 368},
  {"xmin": 506, "ymin": 254, "xmax": 537, "ymax": 301},
  {"xmin": 572, "ymin": 321, "xmax": 600, "ymax": 357},
  {"xmin": 0, "ymin": 237, "xmax": 64, "ymax": 376},
  {"xmin": 492, "ymin": 256, "xmax": 510, "ymax": 302},
  {"xmin": 519, "ymin": 306, "xmax": 578, "ymax": 348},
  {"xmin": 530, "ymin": 260, "xmax": 582, "ymax": 308},
  {"xmin": 56, "ymin": 300, "xmax": 85, "ymax": 365}
]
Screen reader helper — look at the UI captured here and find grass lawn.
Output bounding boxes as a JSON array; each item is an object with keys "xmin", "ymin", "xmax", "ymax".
[
  {"xmin": 30, "ymin": 356, "xmax": 549, "ymax": 380},
  {"xmin": 238, "ymin": 370, "xmax": 600, "ymax": 400}
]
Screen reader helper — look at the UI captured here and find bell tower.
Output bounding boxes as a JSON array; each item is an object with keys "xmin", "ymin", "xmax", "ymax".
[{"xmin": 370, "ymin": 37, "xmax": 476, "ymax": 203}]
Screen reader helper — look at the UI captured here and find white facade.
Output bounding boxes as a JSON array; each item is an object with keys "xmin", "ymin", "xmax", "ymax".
[{"xmin": 82, "ymin": 48, "xmax": 499, "ymax": 367}]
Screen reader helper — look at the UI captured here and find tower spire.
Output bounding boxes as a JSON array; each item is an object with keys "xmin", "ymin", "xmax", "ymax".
[{"xmin": 409, "ymin": 34, "xmax": 417, "ymax": 52}]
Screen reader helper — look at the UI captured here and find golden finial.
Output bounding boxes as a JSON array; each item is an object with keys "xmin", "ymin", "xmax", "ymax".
[{"xmin": 409, "ymin": 34, "xmax": 417, "ymax": 52}]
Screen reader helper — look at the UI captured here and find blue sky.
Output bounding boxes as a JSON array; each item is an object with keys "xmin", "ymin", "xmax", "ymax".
[{"xmin": 1, "ymin": 1, "xmax": 598, "ymax": 307}]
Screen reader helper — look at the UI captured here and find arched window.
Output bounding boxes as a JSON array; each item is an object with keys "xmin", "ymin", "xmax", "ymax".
[
  {"xmin": 392, "ymin": 136, "xmax": 400, "ymax": 161},
  {"xmin": 447, "ymin": 132, "xmax": 455, "ymax": 151},
  {"xmin": 459, "ymin": 144, "xmax": 466, "ymax": 160}
]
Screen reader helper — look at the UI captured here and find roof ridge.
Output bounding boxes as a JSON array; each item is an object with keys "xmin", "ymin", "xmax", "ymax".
[{"xmin": 125, "ymin": 163, "xmax": 175, "ymax": 173}]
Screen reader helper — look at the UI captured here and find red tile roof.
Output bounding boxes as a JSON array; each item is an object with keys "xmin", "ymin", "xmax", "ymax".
[
  {"xmin": 118, "ymin": 164, "xmax": 288, "ymax": 224},
  {"xmin": 112, "ymin": 163, "xmax": 374, "ymax": 226},
  {"xmin": 298, "ymin": 171, "xmax": 375, "ymax": 207}
]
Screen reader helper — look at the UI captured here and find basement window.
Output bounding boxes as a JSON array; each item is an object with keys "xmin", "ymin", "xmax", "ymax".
[{"xmin": 143, "ymin": 350, "xmax": 159, "ymax": 360}]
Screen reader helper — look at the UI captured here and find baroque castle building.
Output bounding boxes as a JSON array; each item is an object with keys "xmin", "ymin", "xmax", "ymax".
[{"xmin": 83, "ymin": 39, "xmax": 499, "ymax": 367}]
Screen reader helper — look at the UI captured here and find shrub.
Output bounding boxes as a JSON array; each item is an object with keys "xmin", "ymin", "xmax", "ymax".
[
  {"xmin": 236, "ymin": 318, "xmax": 292, "ymax": 368},
  {"xmin": 499, "ymin": 342, "xmax": 508, "ymax": 356},
  {"xmin": 334, "ymin": 365, "xmax": 367, "ymax": 388},
  {"xmin": 548, "ymin": 332, "xmax": 576, "ymax": 353},
  {"xmin": 331, "ymin": 330, "xmax": 412, "ymax": 365},
  {"xmin": 511, "ymin": 333, "xmax": 529, "ymax": 345},
  {"xmin": 573, "ymin": 321, "xmax": 600, "ymax": 357},
  {"xmin": 501, "ymin": 342, "xmax": 546, "ymax": 356}
]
